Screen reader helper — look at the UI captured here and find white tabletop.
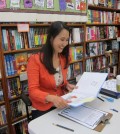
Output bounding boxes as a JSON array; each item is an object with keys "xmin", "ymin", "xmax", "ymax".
[{"xmin": 28, "ymin": 96, "xmax": 120, "ymax": 134}]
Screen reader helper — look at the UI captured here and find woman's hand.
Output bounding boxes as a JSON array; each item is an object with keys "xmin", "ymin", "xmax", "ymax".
[
  {"xmin": 46, "ymin": 95, "xmax": 70, "ymax": 109},
  {"xmin": 66, "ymin": 83, "xmax": 78, "ymax": 92}
]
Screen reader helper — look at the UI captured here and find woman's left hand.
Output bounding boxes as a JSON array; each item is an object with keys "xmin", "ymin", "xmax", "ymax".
[{"xmin": 66, "ymin": 83, "xmax": 78, "ymax": 92}]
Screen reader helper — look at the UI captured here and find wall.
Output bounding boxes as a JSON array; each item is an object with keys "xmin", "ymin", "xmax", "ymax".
[{"xmin": 0, "ymin": 12, "xmax": 87, "ymax": 22}]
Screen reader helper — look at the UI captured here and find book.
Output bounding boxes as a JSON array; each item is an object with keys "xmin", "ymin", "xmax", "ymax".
[
  {"xmin": 88, "ymin": 0, "xmax": 94, "ymax": 5},
  {"xmin": 62, "ymin": 72, "xmax": 108, "ymax": 107},
  {"xmin": 69, "ymin": 47, "xmax": 75, "ymax": 62},
  {"xmin": 111, "ymin": 40, "xmax": 119, "ymax": 51},
  {"xmin": 10, "ymin": 0, "xmax": 20, "ymax": 9},
  {"xmin": 72, "ymin": 28, "xmax": 81, "ymax": 43},
  {"xmin": 87, "ymin": 10, "xmax": 92, "ymax": 24},
  {"xmin": 98, "ymin": 0, "xmax": 105, "ymax": 6},
  {"xmin": 0, "ymin": 81, "xmax": 4, "ymax": 101},
  {"xmin": 75, "ymin": 46, "xmax": 83, "ymax": 60},
  {"xmin": 14, "ymin": 53, "xmax": 28, "ymax": 74},
  {"xmin": 100, "ymin": 79, "xmax": 120, "ymax": 98},
  {"xmin": 93, "ymin": 0, "xmax": 99, "ymax": 5},
  {"xmin": 73, "ymin": 62, "xmax": 81, "ymax": 77},
  {"xmin": 89, "ymin": 42, "xmax": 98, "ymax": 56},
  {"xmin": 0, "ymin": 69, "xmax": 1, "ymax": 78},
  {"xmin": 21, "ymin": 81, "xmax": 28, "ymax": 94}
]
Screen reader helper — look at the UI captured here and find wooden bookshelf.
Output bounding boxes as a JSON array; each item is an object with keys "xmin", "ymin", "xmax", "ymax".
[{"xmin": 85, "ymin": 3, "xmax": 120, "ymax": 75}]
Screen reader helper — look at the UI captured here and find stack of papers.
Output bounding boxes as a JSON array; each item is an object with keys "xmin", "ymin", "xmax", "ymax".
[
  {"xmin": 62, "ymin": 72, "xmax": 108, "ymax": 107},
  {"xmin": 100, "ymin": 79, "xmax": 120, "ymax": 98},
  {"xmin": 102, "ymin": 79, "xmax": 117, "ymax": 92}
]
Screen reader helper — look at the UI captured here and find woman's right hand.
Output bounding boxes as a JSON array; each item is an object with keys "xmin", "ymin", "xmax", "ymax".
[{"xmin": 46, "ymin": 95, "xmax": 69, "ymax": 109}]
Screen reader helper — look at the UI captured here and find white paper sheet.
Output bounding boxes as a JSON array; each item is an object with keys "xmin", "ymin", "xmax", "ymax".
[{"xmin": 62, "ymin": 72, "xmax": 108, "ymax": 107}]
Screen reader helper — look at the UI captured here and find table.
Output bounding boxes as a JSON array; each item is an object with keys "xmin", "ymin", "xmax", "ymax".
[{"xmin": 28, "ymin": 96, "xmax": 120, "ymax": 134}]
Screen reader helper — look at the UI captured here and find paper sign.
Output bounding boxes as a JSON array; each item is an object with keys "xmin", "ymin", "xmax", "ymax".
[
  {"xmin": 59, "ymin": 0, "xmax": 66, "ymax": 11},
  {"xmin": 0, "ymin": 0, "xmax": 6, "ymax": 9},
  {"xmin": 47, "ymin": 0, "xmax": 54, "ymax": 8},
  {"xmin": 24, "ymin": 0, "xmax": 33, "ymax": 8},
  {"xmin": 17, "ymin": 24, "xmax": 29, "ymax": 32}
]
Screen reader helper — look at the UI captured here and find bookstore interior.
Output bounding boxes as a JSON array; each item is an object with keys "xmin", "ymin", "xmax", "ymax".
[{"xmin": 0, "ymin": 0, "xmax": 120, "ymax": 134}]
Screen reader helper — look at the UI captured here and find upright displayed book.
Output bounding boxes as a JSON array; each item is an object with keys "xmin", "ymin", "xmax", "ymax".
[
  {"xmin": 72, "ymin": 28, "xmax": 81, "ymax": 43},
  {"xmin": 15, "ymin": 52, "xmax": 28, "ymax": 74},
  {"xmin": 62, "ymin": 72, "xmax": 108, "ymax": 107}
]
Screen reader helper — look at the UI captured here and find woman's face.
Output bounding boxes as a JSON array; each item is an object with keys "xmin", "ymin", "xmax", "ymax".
[{"xmin": 52, "ymin": 29, "xmax": 69, "ymax": 54}]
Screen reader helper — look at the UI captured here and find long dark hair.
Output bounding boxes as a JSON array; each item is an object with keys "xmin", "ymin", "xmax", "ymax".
[{"xmin": 40, "ymin": 21, "xmax": 70, "ymax": 74}]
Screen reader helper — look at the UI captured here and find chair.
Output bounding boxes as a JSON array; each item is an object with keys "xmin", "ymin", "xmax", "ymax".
[{"xmin": 20, "ymin": 92, "xmax": 32, "ymax": 122}]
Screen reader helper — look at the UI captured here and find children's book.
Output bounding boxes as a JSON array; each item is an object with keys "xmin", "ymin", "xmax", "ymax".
[
  {"xmin": 62, "ymin": 72, "xmax": 108, "ymax": 107},
  {"xmin": 59, "ymin": 0, "xmax": 66, "ymax": 11},
  {"xmin": 10, "ymin": 0, "xmax": 20, "ymax": 9},
  {"xmin": 73, "ymin": 62, "xmax": 81, "ymax": 77},
  {"xmin": 14, "ymin": 53, "xmax": 28, "ymax": 74},
  {"xmin": 0, "ymin": 0, "xmax": 6, "ymax": 9},
  {"xmin": 24, "ymin": 0, "xmax": 33, "ymax": 8},
  {"xmin": 89, "ymin": 42, "xmax": 98, "ymax": 56},
  {"xmin": 75, "ymin": 46, "xmax": 83, "ymax": 60}
]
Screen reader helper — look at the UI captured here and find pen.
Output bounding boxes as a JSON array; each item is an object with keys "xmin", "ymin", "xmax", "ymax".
[
  {"xmin": 97, "ymin": 97, "xmax": 104, "ymax": 102},
  {"xmin": 110, "ymin": 109, "xmax": 118, "ymax": 112},
  {"xmin": 53, "ymin": 123, "xmax": 74, "ymax": 132}
]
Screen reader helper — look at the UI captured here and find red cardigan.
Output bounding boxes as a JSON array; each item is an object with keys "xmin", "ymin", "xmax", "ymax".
[{"xmin": 27, "ymin": 53, "xmax": 68, "ymax": 111}]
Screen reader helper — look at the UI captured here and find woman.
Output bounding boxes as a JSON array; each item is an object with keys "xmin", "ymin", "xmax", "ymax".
[{"xmin": 27, "ymin": 21, "xmax": 76, "ymax": 119}]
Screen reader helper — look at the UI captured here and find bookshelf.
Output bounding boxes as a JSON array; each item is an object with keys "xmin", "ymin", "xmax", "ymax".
[
  {"xmin": 0, "ymin": 22, "xmax": 85, "ymax": 133},
  {"xmin": 85, "ymin": 1, "xmax": 120, "ymax": 77},
  {"xmin": 0, "ymin": 31, "xmax": 9, "ymax": 133}
]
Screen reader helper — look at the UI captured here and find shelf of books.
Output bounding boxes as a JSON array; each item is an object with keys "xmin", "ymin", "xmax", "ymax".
[
  {"xmin": 0, "ymin": 22, "xmax": 85, "ymax": 133},
  {"xmin": 68, "ymin": 25, "xmax": 85, "ymax": 83},
  {"xmin": 0, "ymin": 23, "xmax": 50, "ymax": 133},
  {"xmin": 0, "ymin": 53, "xmax": 9, "ymax": 133},
  {"xmin": 85, "ymin": 0, "xmax": 120, "ymax": 78}
]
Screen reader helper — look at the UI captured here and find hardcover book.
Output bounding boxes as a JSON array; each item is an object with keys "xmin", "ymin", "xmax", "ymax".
[{"xmin": 24, "ymin": 0, "xmax": 33, "ymax": 8}]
